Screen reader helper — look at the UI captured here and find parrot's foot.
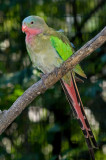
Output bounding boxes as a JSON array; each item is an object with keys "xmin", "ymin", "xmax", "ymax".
[
  {"xmin": 41, "ymin": 75, "xmax": 47, "ymax": 90},
  {"xmin": 54, "ymin": 68, "xmax": 59, "ymax": 77},
  {"xmin": 39, "ymin": 73, "xmax": 45, "ymax": 78}
]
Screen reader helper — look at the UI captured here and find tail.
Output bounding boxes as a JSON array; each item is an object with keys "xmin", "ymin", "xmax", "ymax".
[{"xmin": 60, "ymin": 72, "xmax": 98, "ymax": 160}]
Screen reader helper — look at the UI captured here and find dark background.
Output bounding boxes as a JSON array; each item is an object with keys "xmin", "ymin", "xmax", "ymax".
[{"xmin": 0, "ymin": 0, "xmax": 106, "ymax": 160}]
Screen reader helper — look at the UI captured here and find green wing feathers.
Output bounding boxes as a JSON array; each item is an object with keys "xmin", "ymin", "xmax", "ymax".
[
  {"xmin": 50, "ymin": 36, "xmax": 86, "ymax": 78},
  {"xmin": 73, "ymin": 64, "xmax": 87, "ymax": 78},
  {"xmin": 50, "ymin": 36, "xmax": 73, "ymax": 61}
]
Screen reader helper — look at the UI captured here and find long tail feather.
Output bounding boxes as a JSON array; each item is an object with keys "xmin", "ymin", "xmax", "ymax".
[
  {"xmin": 71, "ymin": 72, "xmax": 98, "ymax": 148},
  {"xmin": 60, "ymin": 72, "xmax": 98, "ymax": 160}
]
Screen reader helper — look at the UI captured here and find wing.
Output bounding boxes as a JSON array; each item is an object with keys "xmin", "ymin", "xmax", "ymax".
[{"xmin": 50, "ymin": 34, "xmax": 86, "ymax": 78}]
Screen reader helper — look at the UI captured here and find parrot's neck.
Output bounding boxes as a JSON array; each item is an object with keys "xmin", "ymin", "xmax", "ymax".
[
  {"xmin": 26, "ymin": 33, "xmax": 35, "ymax": 44},
  {"xmin": 25, "ymin": 28, "xmax": 42, "ymax": 43}
]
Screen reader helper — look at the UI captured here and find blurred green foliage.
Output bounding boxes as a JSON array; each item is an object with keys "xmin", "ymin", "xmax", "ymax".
[{"xmin": 0, "ymin": 0, "xmax": 106, "ymax": 160}]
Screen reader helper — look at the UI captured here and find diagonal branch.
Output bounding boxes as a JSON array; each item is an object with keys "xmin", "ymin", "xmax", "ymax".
[{"xmin": 0, "ymin": 27, "xmax": 106, "ymax": 135}]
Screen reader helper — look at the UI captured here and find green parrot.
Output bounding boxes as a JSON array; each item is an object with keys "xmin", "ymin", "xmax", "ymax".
[{"xmin": 22, "ymin": 16, "xmax": 98, "ymax": 160}]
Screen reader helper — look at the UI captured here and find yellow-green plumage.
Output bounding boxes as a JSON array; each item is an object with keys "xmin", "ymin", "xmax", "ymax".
[
  {"xmin": 25, "ymin": 27, "xmax": 86, "ymax": 81},
  {"xmin": 22, "ymin": 15, "xmax": 86, "ymax": 79}
]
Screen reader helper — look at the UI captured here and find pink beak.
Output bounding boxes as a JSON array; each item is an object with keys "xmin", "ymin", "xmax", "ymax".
[{"xmin": 22, "ymin": 25, "xmax": 28, "ymax": 32}]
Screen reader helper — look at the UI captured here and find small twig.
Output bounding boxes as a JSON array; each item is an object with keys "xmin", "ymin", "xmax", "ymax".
[{"xmin": 0, "ymin": 27, "xmax": 106, "ymax": 135}]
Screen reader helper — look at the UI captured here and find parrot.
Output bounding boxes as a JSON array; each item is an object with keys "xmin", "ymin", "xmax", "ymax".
[{"xmin": 22, "ymin": 16, "xmax": 98, "ymax": 160}]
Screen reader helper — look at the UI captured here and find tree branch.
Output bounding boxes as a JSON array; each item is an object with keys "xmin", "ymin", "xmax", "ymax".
[{"xmin": 0, "ymin": 27, "xmax": 106, "ymax": 135}]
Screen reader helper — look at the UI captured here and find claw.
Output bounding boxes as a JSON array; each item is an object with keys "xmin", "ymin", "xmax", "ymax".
[
  {"xmin": 41, "ymin": 75, "xmax": 47, "ymax": 90},
  {"xmin": 54, "ymin": 68, "xmax": 58, "ymax": 77},
  {"xmin": 39, "ymin": 73, "xmax": 45, "ymax": 78}
]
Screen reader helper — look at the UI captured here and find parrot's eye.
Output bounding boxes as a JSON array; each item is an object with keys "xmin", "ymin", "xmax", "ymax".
[{"xmin": 31, "ymin": 21, "xmax": 34, "ymax": 24}]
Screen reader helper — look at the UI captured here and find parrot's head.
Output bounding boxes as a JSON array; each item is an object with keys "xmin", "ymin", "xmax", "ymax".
[{"xmin": 22, "ymin": 16, "xmax": 48, "ymax": 35}]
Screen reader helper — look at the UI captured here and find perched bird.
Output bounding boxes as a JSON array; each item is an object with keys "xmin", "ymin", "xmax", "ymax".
[{"xmin": 22, "ymin": 16, "xmax": 98, "ymax": 160}]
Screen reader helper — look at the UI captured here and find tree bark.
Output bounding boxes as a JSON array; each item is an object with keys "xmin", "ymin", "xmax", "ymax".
[{"xmin": 0, "ymin": 27, "xmax": 106, "ymax": 135}]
